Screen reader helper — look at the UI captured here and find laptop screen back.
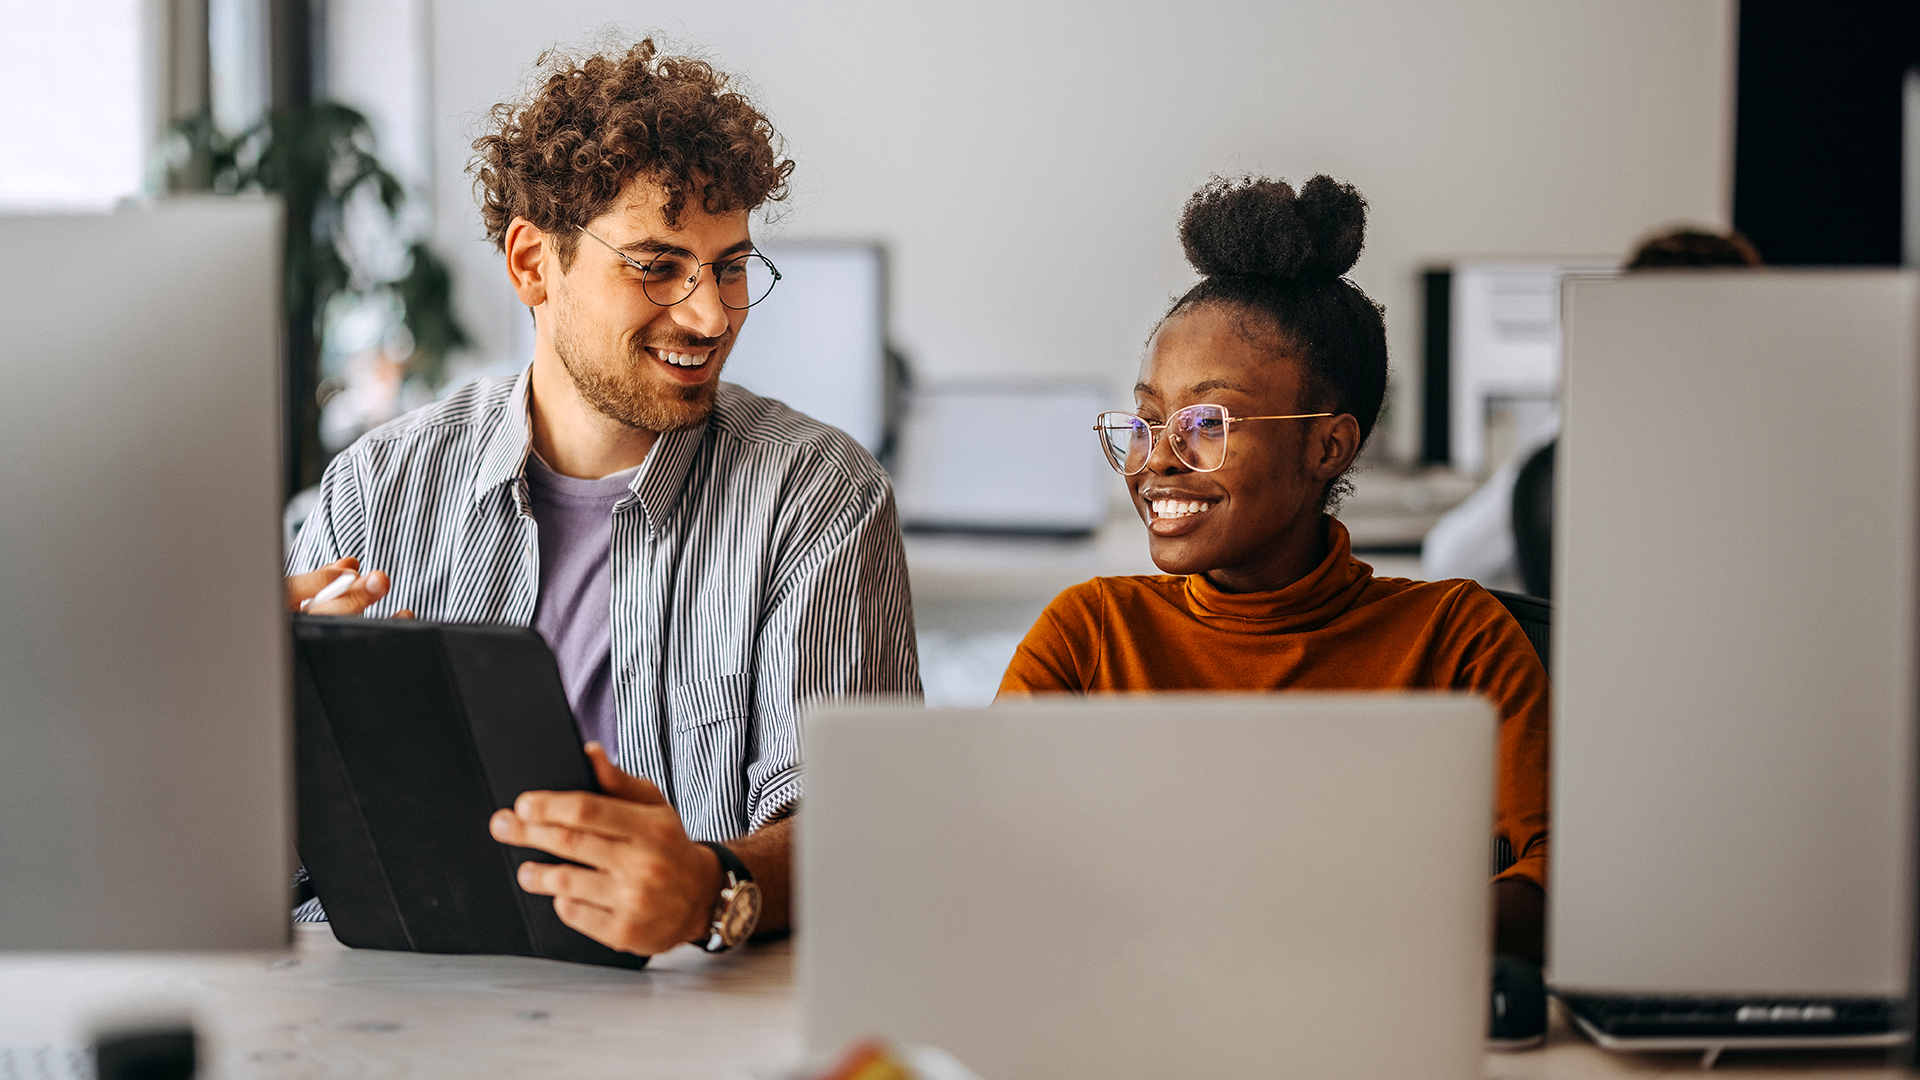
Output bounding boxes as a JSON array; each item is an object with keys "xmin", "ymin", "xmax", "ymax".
[{"xmin": 801, "ymin": 693, "xmax": 1494, "ymax": 1080}]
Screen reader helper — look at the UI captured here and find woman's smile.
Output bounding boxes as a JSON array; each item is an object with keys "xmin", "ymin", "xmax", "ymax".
[{"xmin": 1138, "ymin": 483, "xmax": 1224, "ymax": 535}]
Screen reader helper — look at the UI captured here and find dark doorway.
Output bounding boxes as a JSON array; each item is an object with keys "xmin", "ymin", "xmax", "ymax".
[{"xmin": 1734, "ymin": 0, "xmax": 1920, "ymax": 266}]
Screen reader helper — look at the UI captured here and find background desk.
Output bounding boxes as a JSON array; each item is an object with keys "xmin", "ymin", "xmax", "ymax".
[{"xmin": 0, "ymin": 925, "xmax": 1905, "ymax": 1078}]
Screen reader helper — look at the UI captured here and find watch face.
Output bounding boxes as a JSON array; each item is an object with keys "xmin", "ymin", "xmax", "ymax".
[{"xmin": 720, "ymin": 880, "xmax": 762, "ymax": 946}]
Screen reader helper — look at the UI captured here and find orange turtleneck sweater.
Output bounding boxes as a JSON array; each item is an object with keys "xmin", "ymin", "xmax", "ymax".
[{"xmin": 997, "ymin": 517, "xmax": 1550, "ymax": 891}]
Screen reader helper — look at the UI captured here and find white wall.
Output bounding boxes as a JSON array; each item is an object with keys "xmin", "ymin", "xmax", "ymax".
[
  {"xmin": 326, "ymin": 0, "xmax": 432, "ymax": 197},
  {"xmin": 426, "ymin": 0, "xmax": 1732, "ymax": 461},
  {"xmin": 325, "ymin": 0, "xmax": 435, "ymax": 281}
]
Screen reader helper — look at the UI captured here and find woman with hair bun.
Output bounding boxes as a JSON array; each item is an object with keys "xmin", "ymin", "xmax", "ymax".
[{"xmin": 999, "ymin": 175, "xmax": 1550, "ymax": 961}]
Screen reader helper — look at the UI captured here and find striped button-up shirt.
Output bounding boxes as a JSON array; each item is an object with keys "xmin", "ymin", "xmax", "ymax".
[{"xmin": 287, "ymin": 369, "xmax": 921, "ymax": 842}]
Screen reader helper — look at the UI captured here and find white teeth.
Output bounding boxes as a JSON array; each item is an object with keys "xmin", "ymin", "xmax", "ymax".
[
  {"xmin": 658, "ymin": 350, "xmax": 707, "ymax": 368},
  {"xmin": 1150, "ymin": 499, "xmax": 1215, "ymax": 519}
]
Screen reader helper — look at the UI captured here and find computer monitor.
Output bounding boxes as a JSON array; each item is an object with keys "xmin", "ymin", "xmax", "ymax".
[
  {"xmin": 1551, "ymin": 271, "xmax": 1917, "ymax": 1002},
  {"xmin": 1426, "ymin": 259, "xmax": 1616, "ymax": 473},
  {"xmin": 0, "ymin": 197, "xmax": 292, "ymax": 949},
  {"xmin": 720, "ymin": 242, "xmax": 889, "ymax": 456},
  {"xmin": 892, "ymin": 382, "xmax": 1110, "ymax": 535}
]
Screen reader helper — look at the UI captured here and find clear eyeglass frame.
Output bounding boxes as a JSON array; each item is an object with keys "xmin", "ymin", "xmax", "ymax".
[
  {"xmin": 579, "ymin": 227, "xmax": 782, "ymax": 310},
  {"xmin": 1094, "ymin": 403, "xmax": 1334, "ymax": 475}
]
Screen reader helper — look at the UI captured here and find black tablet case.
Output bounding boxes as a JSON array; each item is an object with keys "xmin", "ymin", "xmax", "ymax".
[{"xmin": 292, "ymin": 615, "xmax": 648, "ymax": 969}]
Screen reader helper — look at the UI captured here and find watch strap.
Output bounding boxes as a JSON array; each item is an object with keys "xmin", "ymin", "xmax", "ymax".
[
  {"xmin": 700, "ymin": 840, "xmax": 753, "ymax": 884},
  {"xmin": 697, "ymin": 841, "xmax": 758, "ymax": 953}
]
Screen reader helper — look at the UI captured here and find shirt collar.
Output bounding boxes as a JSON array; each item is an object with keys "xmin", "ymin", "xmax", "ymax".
[
  {"xmin": 471, "ymin": 366, "xmax": 536, "ymax": 503},
  {"xmin": 468, "ymin": 365, "xmax": 711, "ymax": 532},
  {"xmin": 627, "ymin": 421, "xmax": 706, "ymax": 535}
]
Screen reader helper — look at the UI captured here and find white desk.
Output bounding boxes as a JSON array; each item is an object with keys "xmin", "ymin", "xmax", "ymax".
[
  {"xmin": 0, "ymin": 926, "xmax": 1904, "ymax": 1079},
  {"xmin": 0, "ymin": 925, "xmax": 796, "ymax": 1079}
]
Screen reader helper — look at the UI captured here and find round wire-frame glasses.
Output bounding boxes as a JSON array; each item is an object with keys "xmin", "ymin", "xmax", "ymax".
[
  {"xmin": 1094, "ymin": 404, "xmax": 1334, "ymax": 475},
  {"xmin": 580, "ymin": 227, "xmax": 782, "ymax": 310}
]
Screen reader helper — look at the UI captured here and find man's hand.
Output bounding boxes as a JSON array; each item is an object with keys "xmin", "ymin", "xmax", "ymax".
[
  {"xmin": 491, "ymin": 743, "xmax": 727, "ymax": 956},
  {"xmin": 285, "ymin": 557, "xmax": 414, "ymax": 617}
]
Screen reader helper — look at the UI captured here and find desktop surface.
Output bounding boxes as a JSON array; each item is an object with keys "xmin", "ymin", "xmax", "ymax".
[{"xmin": 0, "ymin": 925, "xmax": 1905, "ymax": 1079}]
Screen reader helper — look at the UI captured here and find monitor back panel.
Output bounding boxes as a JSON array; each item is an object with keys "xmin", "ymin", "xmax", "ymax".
[
  {"xmin": 719, "ymin": 243, "xmax": 887, "ymax": 455},
  {"xmin": 802, "ymin": 694, "xmax": 1493, "ymax": 1080},
  {"xmin": 0, "ymin": 199, "xmax": 292, "ymax": 949},
  {"xmin": 1551, "ymin": 271, "xmax": 1919, "ymax": 996}
]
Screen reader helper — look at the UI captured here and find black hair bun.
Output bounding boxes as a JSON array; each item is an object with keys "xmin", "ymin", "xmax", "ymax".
[{"xmin": 1178, "ymin": 173, "xmax": 1367, "ymax": 284}]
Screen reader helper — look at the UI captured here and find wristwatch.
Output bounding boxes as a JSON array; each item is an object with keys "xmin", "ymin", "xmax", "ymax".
[{"xmin": 697, "ymin": 841, "xmax": 761, "ymax": 953}]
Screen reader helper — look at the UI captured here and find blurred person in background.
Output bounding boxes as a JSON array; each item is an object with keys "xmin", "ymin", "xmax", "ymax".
[
  {"xmin": 284, "ymin": 40, "xmax": 920, "ymax": 958},
  {"xmin": 1420, "ymin": 229, "xmax": 1764, "ymax": 595},
  {"xmin": 999, "ymin": 175, "xmax": 1551, "ymax": 961}
]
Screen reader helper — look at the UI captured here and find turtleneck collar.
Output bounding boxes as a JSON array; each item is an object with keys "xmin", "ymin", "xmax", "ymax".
[{"xmin": 1181, "ymin": 516, "xmax": 1375, "ymax": 633}]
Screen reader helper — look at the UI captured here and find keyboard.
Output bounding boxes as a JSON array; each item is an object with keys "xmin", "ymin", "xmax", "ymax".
[{"xmin": 1557, "ymin": 994, "xmax": 1900, "ymax": 1041}]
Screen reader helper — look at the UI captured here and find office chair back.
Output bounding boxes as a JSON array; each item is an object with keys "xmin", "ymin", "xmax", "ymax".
[
  {"xmin": 1488, "ymin": 589, "xmax": 1549, "ymax": 680},
  {"xmin": 1511, "ymin": 440, "xmax": 1555, "ymax": 599}
]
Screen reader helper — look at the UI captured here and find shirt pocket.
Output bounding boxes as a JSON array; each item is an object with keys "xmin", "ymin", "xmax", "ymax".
[{"xmin": 669, "ymin": 672, "xmax": 755, "ymax": 733}]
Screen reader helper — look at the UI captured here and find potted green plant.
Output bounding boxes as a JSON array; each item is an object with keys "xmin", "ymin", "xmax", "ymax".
[{"xmin": 165, "ymin": 102, "xmax": 469, "ymax": 493}]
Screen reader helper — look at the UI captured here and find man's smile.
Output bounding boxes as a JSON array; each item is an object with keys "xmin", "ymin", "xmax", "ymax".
[
  {"xmin": 642, "ymin": 342, "xmax": 723, "ymax": 383},
  {"xmin": 650, "ymin": 346, "xmax": 710, "ymax": 368}
]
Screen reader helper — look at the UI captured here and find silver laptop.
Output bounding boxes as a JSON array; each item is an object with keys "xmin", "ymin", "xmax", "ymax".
[
  {"xmin": 0, "ymin": 198, "xmax": 292, "ymax": 950},
  {"xmin": 1550, "ymin": 270, "xmax": 1919, "ymax": 1055},
  {"xmin": 800, "ymin": 693, "xmax": 1495, "ymax": 1080}
]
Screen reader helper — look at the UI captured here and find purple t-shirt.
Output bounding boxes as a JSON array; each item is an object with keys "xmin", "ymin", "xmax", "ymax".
[{"xmin": 526, "ymin": 453, "xmax": 639, "ymax": 752}]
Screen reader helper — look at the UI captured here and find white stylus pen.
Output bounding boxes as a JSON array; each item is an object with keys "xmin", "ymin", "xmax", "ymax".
[{"xmin": 299, "ymin": 571, "xmax": 359, "ymax": 613}]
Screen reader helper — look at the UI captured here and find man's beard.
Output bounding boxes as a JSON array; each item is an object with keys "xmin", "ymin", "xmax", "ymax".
[{"xmin": 553, "ymin": 298, "xmax": 723, "ymax": 433}]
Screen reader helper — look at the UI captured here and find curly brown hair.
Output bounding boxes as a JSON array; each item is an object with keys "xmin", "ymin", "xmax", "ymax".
[{"xmin": 471, "ymin": 39, "xmax": 793, "ymax": 267}]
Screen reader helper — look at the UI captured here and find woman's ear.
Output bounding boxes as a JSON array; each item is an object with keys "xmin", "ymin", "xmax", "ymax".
[
  {"xmin": 1306, "ymin": 413, "xmax": 1363, "ymax": 484},
  {"xmin": 504, "ymin": 217, "xmax": 551, "ymax": 308}
]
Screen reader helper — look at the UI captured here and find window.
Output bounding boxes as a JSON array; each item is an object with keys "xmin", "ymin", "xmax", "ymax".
[{"xmin": 0, "ymin": 0, "xmax": 150, "ymax": 210}]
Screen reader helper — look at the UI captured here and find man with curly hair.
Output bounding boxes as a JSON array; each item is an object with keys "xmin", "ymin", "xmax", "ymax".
[{"xmin": 285, "ymin": 41, "xmax": 919, "ymax": 957}]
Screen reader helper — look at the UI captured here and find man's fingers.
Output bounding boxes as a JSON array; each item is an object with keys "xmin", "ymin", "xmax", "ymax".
[
  {"xmin": 305, "ymin": 570, "xmax": 393, "ymax": 616},
  {"xmin": 511, "ymin": 789, "xmax": 662, "ymax": 839},
  {"xmin": 490, "ymin": 811, "xmax": 625, "ymax": 870},
  {"xmin": 543, "ymin": 877, "xmax": 684, "ymax": 958},
  {"xmin": 514, "ymin": 859, "xmax": 621, "ymax": 905},
  {"xmin": 549, "ymin": 897, "xmax": 644, "ymax": 954},
  {"xmin": 584, "ymin": 742, "xmax": 669, "ymax": 805},
  {"xmin": 284, "ymin": 558, "xmax": 360, "ymax": 611}
]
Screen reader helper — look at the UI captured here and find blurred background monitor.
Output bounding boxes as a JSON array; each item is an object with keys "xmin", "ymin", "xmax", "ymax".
[
  {"xmin": 892, "ymin": 383, "xmax": 1110, "ymax": 536},
  {"xmin": 0, "ymin": 198, "xmax": 292, "ymax": 950},
  {"xmin": 1422, "ymin": 259, "xmax": 1617, "ymax": 474},
  {"xmin": 721, "ymin": 242, "xmax": 890, "ymax": 457}
]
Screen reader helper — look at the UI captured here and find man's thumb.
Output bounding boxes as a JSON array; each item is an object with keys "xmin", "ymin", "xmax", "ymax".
[{"xmin": 585, "ymin": 742, "xmax": 668, "ymax": 805}]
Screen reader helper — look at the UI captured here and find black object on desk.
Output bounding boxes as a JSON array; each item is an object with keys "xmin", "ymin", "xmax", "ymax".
[
  {"xmin": 292, "ymin": 616, "xmax": 648, "ymax": 970},
  {"xmin": 1489, "ymin": 955, "xmax": 1547, "ymax": 1047},
  {"xmin": 94, "ymin": 1025, "xmax": 195, "ymax": 1080}
]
